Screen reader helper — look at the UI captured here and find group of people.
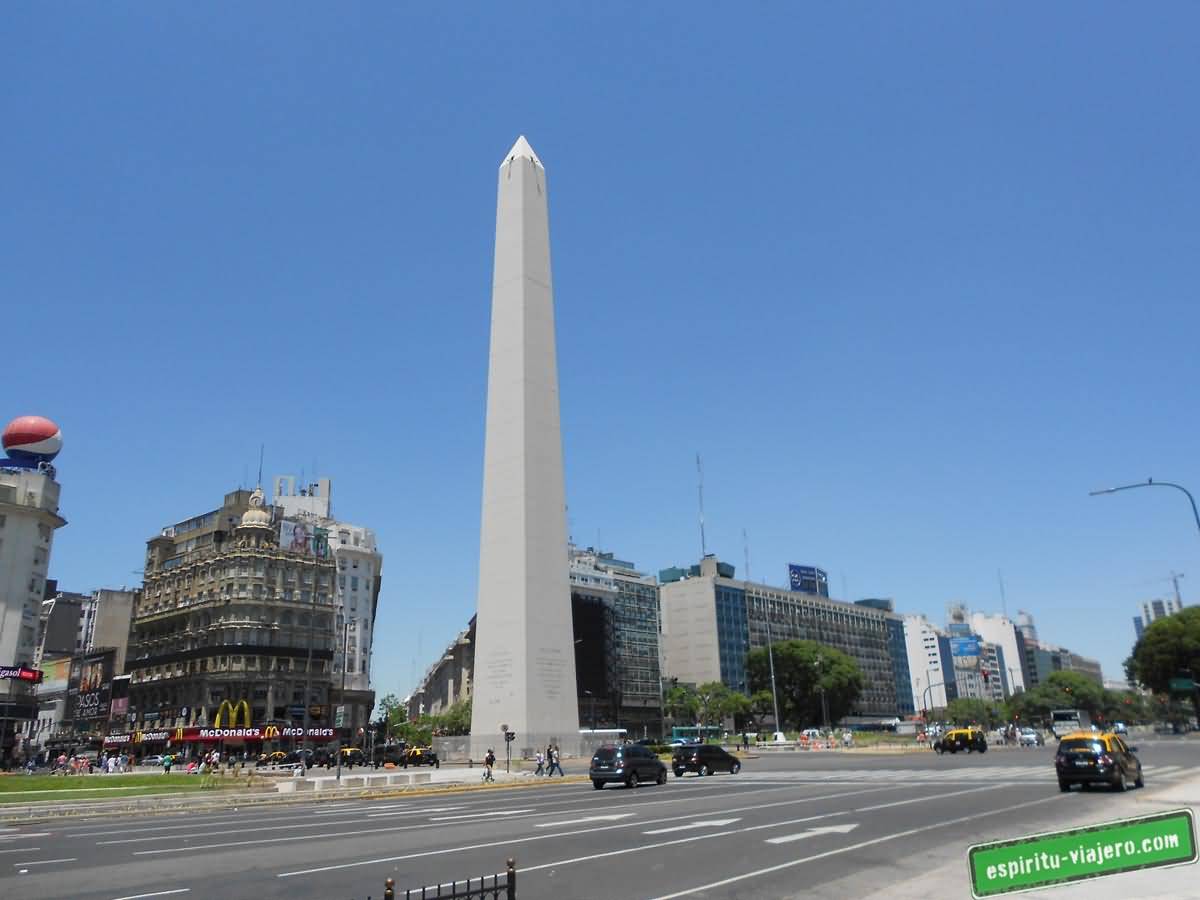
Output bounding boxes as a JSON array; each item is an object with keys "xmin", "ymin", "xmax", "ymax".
[
  {"xmin": 532, "ymin": 745, "xmax": 564, "ymax": 777},
  {"xmin": 480, "ymin": 744, "xmax": 565, "ymax": 782}
]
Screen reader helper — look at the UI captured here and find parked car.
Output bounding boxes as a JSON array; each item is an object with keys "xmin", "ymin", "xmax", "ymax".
[
  {"xmin": 590, "ymin": 743, "xmax": 667, "ymax": 789},
  {"xmin": 933, "ymin": 728, "xmax": 988, "ymax": 754},
  {"xmin": 404, "ymin": 746, "xmax": 440, "ymax": 768},
  {"xmin": 672, "ymin": 743, "xmax": 742, "ymax": 777},
  {"xmin": 141, "ymin": 755, "xmax": 165, "ymax": 767},
  {"xmin": 1019, "ymin": 728, "xmax": 1044, "ymax": 747},
  {"xmin": 1111, "ymin": 721, "xmax": 1128, "ymax": 735},
  {"xmin": 800, "ymin": 728, "xmax": 823, "ymax": 741},
  {"xmin": 1055, "ymin": 731, "xmax": 1143, "ymax": 792},
  {"xmin": 339, "ymin": 747, "xmax": 367, "ymax": 767}
]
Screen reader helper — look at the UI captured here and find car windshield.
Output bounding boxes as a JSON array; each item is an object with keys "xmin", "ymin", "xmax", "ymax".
[{"xmin": 1059, "ymin": 739, "xmax": 1104, "ymax": 754}]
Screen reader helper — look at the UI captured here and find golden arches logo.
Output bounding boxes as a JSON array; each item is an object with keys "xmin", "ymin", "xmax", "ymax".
[
  {"xmin": 174, "ymin": 726, "xmax": 185, "ymax": 741},
  {"xmin": 133, "ymin": 730, "xmax": 144, "ymax": 744},
  {"xmin": 263, "ymin": 725, "xmax": 280, "ymax": 739},
  {"xmin": 213, "ymin": 699, "xmax": 251, "ymax": 728}
]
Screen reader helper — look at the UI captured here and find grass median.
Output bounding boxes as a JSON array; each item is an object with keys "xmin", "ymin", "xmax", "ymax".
[{"xmin": 0, "ymin": 772, "xmax": 251, "ymax": 804}]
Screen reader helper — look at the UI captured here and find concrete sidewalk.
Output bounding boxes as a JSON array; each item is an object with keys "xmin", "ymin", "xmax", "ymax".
[{"xmin": 872, "ymin": 773, "xmax": 1200, "ymax": 899}]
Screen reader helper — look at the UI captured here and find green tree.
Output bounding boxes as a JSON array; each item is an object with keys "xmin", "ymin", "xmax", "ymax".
[
  {"xmin": 434, "ymin": 699, "xmax": 472, "ymax": 736},
  {"xmin": 695, "ymin": 681, "xmax": 735, "ymax": 728},
  {"xmin": 746, "ymin": 640, "xmax": 863, "ymax": 729},
  {"xmin": 1127, "ymin": 607, "xmax": 1200, "ymax": 718},
  {"xmin": 375, "ymin": 693, "xmax": 406, "ymax": 735},
  {"xmin": 945, "ymin": 697, "xmax": 1002, "ymax": 728},
  {"xmin": 665, "ymin": 683, "xmax": 699, "ymax": 723}
]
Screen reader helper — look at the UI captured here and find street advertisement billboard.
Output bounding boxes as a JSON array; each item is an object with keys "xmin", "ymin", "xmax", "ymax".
[
  {"xmin": 788, "ymin": 564, "xmax": 829, "ymax": 595},
  {"xmin": 109, "ymin": 674, "xmax": 130, "ymax": 723},
  {"xmin": 39, "ymin": 656, "xmax": 72, "ymax": 694},
  {"xmin": 280, "ymin": 519, "xmax": 330, "ymax": 558},
  {"xmin": 950, "ymin": 637, "xmax": 981, "ymax": 657},
  {"xmin": 68, "ymin": 649, "xmax": 115, "ymax": 723}
]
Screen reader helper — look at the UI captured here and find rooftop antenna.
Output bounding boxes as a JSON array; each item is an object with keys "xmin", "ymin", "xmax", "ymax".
[
  {"xmin": 997, "ymin": 569, "xmax": 1008, "ymax": 618},
  {"xmin": 1170, "ymin": 571, "xmax": 1185, "ymax": 606},
  {"xmin": 696, "ymin": 453, "xmax": 708, "ymax": 558},
  {"xmin": 257, "ymin": 444, "xmax": 264, "ymax": 489}
]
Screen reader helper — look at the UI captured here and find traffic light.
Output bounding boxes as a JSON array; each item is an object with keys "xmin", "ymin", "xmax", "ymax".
[{"xmin": 504, "ymin": 731, "xmax": 516, "ymax": 743}]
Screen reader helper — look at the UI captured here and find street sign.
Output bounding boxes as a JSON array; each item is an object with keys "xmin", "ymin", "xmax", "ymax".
[
  {"xmin": 334, "ymin": 705, "xmax": 346, "ymax": 728},
  {"xmin": 968, "ymin": 809, "xmax": 1197, "ymax": 897},
  {"xmin": 1169, "ymin": 678, "xmax": 1196, "ymax": 693}
]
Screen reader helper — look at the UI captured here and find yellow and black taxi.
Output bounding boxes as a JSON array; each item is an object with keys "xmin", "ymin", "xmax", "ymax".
[
  {"xmin": 933, "ymin": 727, "xmax": 988, "ymax": 754},
  {"xmin": 339, "ymin": 747, "xmax": 367, "ymax": 767},
  {"xmin": 255, "ymin": 750, "xmax": 290, "ymax": 767},
  {"xmin": 404, "ymin": 746, "xmax": 440, "ymax": 768},
  {"xmin": 1055, "ymin": 731, "xmax": 1143, "ymax": 792}
]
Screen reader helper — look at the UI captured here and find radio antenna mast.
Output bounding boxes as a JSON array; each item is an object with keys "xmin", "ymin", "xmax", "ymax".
[
  {"xmin": 257, "ymin": 444, "xmax": 265, "ymax": 489},
  {"xmin": 998, "ymin": 569, "xmax": 1008, "ymax": 618},
  {"xmin": 696, "ymin": 454, "xmax": 708, "ymax": 558}
]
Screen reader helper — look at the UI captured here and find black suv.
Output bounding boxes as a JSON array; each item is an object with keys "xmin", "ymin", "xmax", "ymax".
[
  {"xmin": 672, "ymin": 743, "xmax": 742, "ymax": 777},
  {"xmin": 1055, "ymin": 732, "xmax": 1144, "ymax": 792},
  {"xmin": 589, "ymin": 744, "xmax": 667, "ymax": 789}
]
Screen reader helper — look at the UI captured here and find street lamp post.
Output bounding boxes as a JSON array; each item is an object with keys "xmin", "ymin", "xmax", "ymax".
[
  {"xmin": 815, "ymin": 654, "xmax": 830, "ymax": 731},
  {"xmin": 1089, "ymin": 479, "xmax": 1200, "ymax": 537},
  {"xmin": 335, "ymin": 621, "xmax": 348, "ymax": 782}
]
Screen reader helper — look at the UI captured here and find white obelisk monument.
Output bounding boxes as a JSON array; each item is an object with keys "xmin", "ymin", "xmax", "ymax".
[{"xmin": 470, "ymin": 136, "xmax": 580, "ymax": 758}]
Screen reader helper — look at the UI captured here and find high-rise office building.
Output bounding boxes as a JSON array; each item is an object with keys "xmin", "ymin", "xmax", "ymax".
[
  {"xmin": 0, "ymin": 416, "xmax": 66, "ymax": 762},
  {"xmin": 903, "ymin": 615, "xmax": 957, "ymax": 712},
  {"xmin": 661, "ymin": 557, "xmax": 902, "ymax": 718},
  {"xmin": 272, "ymin": 476, "xmax": 382, "ymax": 714},
  {"xmin": 1134, "ymin": 596, "xmax": 1185, "ymax": 640}
]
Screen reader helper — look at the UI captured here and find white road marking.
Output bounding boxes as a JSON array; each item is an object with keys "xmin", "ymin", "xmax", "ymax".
[
  {"xmin": 644, "ymin": 795, "xmax": 1061, "ymax": 900},
  {"xmin": 110, "ymin": 890, "xmax": 191, "ymax": 900},
  {"xmin": 12, "ymin": 857, "xmax": 76, "ymax": 866},
  {"xmin": 0, "ymin": 832, "xmax": 51, "ymax": 840},
  {"xmin": 368, "ymin": 805, "xmax": 466, "ymax": 817},
  {"xmin": 428, "ymin": 808, "xmax": 534, "ymax": 821},
  {"xmin": 535, "ymin": 814, "xmax": 635, "ymax": 828},
  {"xmin": 644, "ymin": 818, "xmax": 741, "ymax": 835},
  {"xmin": 0, "ymin": 847, "xmax": 40, "ymax": 854},
  {"xmin": 765, "ymin": 823, "xmax": 858, "ymax": 843},
  {"xmin": 274, "ymin": 784, "xmax": 899, "ymax": 877}
]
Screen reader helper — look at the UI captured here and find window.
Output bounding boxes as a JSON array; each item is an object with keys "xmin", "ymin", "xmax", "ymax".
[
  {"xmin": 350, "ymin": 576, "xmax": 359, "ymax": 591},
  {"xmin": 339, "ymin": 575, "xmax": 346, "ymax": 589}
]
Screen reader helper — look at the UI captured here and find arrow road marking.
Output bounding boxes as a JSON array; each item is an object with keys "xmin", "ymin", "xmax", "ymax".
[
  {"xmin": 766, "ymin": 823, "xmax": 859, "ymax": 844},
  {"xmin": 535, "ymin": 814, "xmax": 635, "ymax": 828},
  {"xmin": 429, "ymin": 809, "xmax": 534, "ymax": 822},
  {"xmin": 644, "ymin": 818, "xmax": 742, "ymax": 835}
]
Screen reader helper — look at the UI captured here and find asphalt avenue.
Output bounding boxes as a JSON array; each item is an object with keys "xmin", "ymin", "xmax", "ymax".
[{"xmin": 1, "ymin": 737, "xmax": 1194, "ymax": 900}]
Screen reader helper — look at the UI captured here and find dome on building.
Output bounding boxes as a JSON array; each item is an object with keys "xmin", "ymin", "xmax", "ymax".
[
  {"xmin": 239, "ymin": 486, "xmax": 272, "ymax": 528},
  {"xmin": 2, "ymin": 415, "xmax": 62, "ymax": 462}
]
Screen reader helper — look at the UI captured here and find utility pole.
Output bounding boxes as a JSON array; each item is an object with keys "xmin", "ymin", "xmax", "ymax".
[
  {"xmin": 335, "ymin": 621, "xmax": 348, "ymax": 782},
  {"xmin": 1170, "ymin": 571, "xmax": 1185, "ymax": 607},
  {"xmin": 816, "ymin": 654, "xmax": 830, "ymax": 731},
  {"xmin": 744, "ymin": 529, "xmax": 781, "ymax": 738},
  {"xmin": 696, "ymin": 454, "xmax": 707, "ymax": 558}
]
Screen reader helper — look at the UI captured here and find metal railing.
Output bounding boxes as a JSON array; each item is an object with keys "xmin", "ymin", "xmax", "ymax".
[{"xmin": 386, "ymin": 858, "xmax": 516, "ymax": 900}]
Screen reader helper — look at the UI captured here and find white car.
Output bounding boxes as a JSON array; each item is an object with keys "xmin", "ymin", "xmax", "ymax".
[
  {"xmin": 1018, "ymin": 728, "xmax": 1044, "ymax": 747},
  {"xmin": 141, "ymin": 755, "xmax": 165, "ymax": 767},
  {"xmin": 800, "ymin": 728, "xmax": 823, "ymax": 740}
]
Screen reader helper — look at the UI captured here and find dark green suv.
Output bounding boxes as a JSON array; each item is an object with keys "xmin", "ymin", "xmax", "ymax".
[{"xmin": 589, "ymin": 744, "xmax": 667, "ymax": 789}]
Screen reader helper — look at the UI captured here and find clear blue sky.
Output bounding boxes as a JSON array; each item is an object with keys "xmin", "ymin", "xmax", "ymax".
[{"xmin": 4, "ymin": 5, "xmax": 1198, "ymax": 697}]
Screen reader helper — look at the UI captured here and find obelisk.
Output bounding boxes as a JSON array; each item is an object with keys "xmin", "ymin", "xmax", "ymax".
[{"xmin": 470, "ymin": 137, "xmax": 580, "ymax": 758}]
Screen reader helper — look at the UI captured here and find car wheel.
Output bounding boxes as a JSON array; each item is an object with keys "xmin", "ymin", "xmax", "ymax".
[
  {"xmin": 657, "ymin": 768, "xmax": 667, "ymax": 785},
  {"xmin": 627, "ymin": 772, "xmax": 639, "ymax": 789},
  {"xmin": 979, "ymin": 744, "xmax": 987, "ymax": 754},
  {"xmin": 730, "ymin": 762, "xmax": 741, "ymax": 774},
  {"xmin": 1135, "ymin": 772, "xmax": 1145, "ymax": 788},
  {"xmin": 1059, "ymin": 780, "xmax": 1071, "ymax": 792},
  {"xmin": 1114, "ymin": 771, "xmax": 1127, "ymax": 792},
  {"xmin": 934, "ymin": 745, "xmax": 943, "ymax": 755},
  {"xmin": 592, "ymin": 779, "xmax": 604, "ymax": 790},
  {"xmin": 673, "ymin": 768, "xmax": 684, "ymax": 778},
  {"xmin": 699, "ymin": 764, "xmax": 709, "ymax": 777}
]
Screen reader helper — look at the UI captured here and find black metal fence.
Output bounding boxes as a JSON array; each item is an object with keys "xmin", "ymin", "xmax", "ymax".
[{"xmin": 354, "ymin": 858, "xmax": 516, "ymax": 900}]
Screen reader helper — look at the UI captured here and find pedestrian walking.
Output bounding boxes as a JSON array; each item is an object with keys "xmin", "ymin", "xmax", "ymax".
[
  {"xmin": 163, "ymin": 753, "xmax": 173, "ymax": 774},
  {"xmin": 548, "ymin": 745, "xmax": 564, "ymax": 777},
  {"xmin": 483, "ymin": 748, "xmax": 496, "ymax": 783},
  {"xmin": 534, "ymin": 750, "xmax": 545, "ymax": 776}
]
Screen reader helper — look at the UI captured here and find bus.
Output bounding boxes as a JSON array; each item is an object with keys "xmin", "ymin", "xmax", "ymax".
[{"xmin": 1050, "ymin": 709, "xmax": 1091, "ymax": 738}]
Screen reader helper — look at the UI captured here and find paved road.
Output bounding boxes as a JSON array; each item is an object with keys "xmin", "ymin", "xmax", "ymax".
[{"xmin": 1, "ymin": 738, "xmax": 1193, "ymax": 900}]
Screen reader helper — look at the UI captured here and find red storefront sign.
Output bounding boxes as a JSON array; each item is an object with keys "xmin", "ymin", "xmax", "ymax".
[{"xmin": 103, "ymin": 726, "xmax": 336, "ymax": 748}]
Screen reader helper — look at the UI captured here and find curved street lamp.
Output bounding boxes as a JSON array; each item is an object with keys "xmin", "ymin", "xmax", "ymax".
[{"xmin": 1088, "ymin": 478, "xmax": 1200, "ymax": 538}]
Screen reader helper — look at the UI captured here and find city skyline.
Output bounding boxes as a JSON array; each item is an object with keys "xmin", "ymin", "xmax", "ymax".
[{"xmin": 5, "ymin": 7, "xmax": 1199, "ymax": 702}]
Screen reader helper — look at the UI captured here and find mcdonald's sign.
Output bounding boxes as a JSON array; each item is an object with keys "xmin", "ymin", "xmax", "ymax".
[
  {"xmin": 174, "ymin": 726, "xmax": 186, "ymax": 742},
  {"xmin": 263, "ymin": 725, "xmax": 281, "ymax": 739},
  {"xmin": 213, "ymin": 699, "xmax": 251, "ymax": 728}
]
